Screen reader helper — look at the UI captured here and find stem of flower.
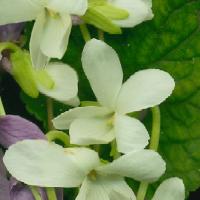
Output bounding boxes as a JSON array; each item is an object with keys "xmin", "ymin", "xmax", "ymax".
[
  {"xmin": 47, "ymin": 97, "xmax": 54, "ymax": 130},
  {"xmin": 110, "ymin": 139, "xmax": 120, "ymax": 159},
  {"xmin": 80, "ymin": 24, "xmax": 91, "ymax": 42},
  {"xmin": 0, "ymin": 42, "xmax": 19, "ymax": 53},
  {"xmin": 46, "ymin": 130, "xmax": 70, "ymax": 147},
  {"xmin": 30, "ymin": 186, "xmax": 42, "ymax": 200},
  {"xmin": 46, "ymin": 188, "xmax": 57, "ymax": 200},
  {"xmin": 149, "ymin": 106, "xmax": 161, "ymax": 151},
  {"xmin": 136, "ymin": 182, "xmax": 148, "ymax": 200},
  {"xmin": 0, "ymin": 97, "xmax": 6, "ymax": 116},
  {"xmin": 98, "ymin": 29, "xmax": 104, "ymax": 41},
  {"xmin": 136, "ymin": 106, "xmax": 161, "ymax": 200}
]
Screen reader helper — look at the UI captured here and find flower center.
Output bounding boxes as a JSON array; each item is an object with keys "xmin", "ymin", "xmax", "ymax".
[
  {"xmin": 106, "ymin": 113, "xmax": 115, "ymax": 127},
  {"xmin": 88, "ymin": 170, "xmax": 97, "ymax": 181},
  {"xmin": 45, "ymin": 8, "xmax": 59, "ymax": 18}
]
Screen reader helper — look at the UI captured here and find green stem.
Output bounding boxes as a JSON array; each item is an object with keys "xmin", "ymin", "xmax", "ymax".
[
  {"xmin": 47, "ymin": 97, "xmax": 54, "ymax": 130},
  {"xmin": 110, "ymin": 140, "xmax": 120, "ymax": 159},
  {"xmin": 98, "ymin": 29, "xmax": 104, "ymax": 41},
  {"xmin": 0, "ymin": 42, "xmax": 19, "ymax": 53},
  {"xmin": 136, "ymin": 182, "xmax": 149, "ymax": 200},
  {"xmin": 46, "ymin": 188, "xmax": 57, "ymax": 200},
  {"xmin": 30, "ymin": 186, "xmax": 42, "ymax": 200},
  {"xmin": 46, "ymin": 130, "xmax": 70, "ymax": 147},
  {"xmin": 0, "ymin": 97, "xmax": 5, "ymax": 116},
  {"xmin": 80, "ymin": 24, "xmax": 91, "ymax": 42},
  {"xmin": 149, "ymin": 106, "xmax": 161, "ymax": 151},
  {"xmin": 94, "ymin": 144, "xmax": 100, "ymax": 152},
  {"xmin": 136, "ymin": 106, "xmax": 161, "ymax": 200}
]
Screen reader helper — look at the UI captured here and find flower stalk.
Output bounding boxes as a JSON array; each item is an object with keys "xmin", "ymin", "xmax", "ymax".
[
  {"xmin": 46, "ymin": 188, "xmax": 57, "ymax": 200},
  {"xmin": 47, "ymin": 97, "xmax": 54, "ymax": 131},
  {"xmin": 149, "ymin": 106, "xmax": 161, "ymax": 151},
  {"xmin": 0, "ymin": 97, "xmax": 5, "ymax": 116},
  {"xmin": 137, "ymin": 106, "xmax": 161, "ymax": 200},
  {"xmin": 30, "ymin": 186, "xmax": 42, "ymax": 200},
  {"xmin": 80, "ymin": 24, "xmax": 91, "ymax": 42}
]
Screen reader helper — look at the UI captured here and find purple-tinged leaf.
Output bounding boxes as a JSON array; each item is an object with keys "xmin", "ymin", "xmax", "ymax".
[
  {"xmin": 71, "ymin": 16, "xmax": 83, "ymax": 25},
  {"xmin": 10, "ymin": 178, "xmax": 49, "ymax": 200},
  {"xmin": 0, "ymin": 23, "xmax": 24, "ymax": 42},
  {"xmin": 39, "ymin": 189, "xmax": 48, "ymax": 200},
  {"xmin": 0, "ymin": 56, "xmax": 12, "ymax": 73},
  {"xmin": 0, "ymin": 115, "xmax": 46, "ymax": 148},
  {"xmin": 0, "ymin": 149, "xmax": 6, "ymax": 177},
  {"xmin": 10, "ymin": 179, "xmax": 35, "ymax": 200},
  {"xmin": 0, "ymin": 176, "xmax": 10, "ymax": 200},
  {"xmin": 0, "ymin": 23, "xmax": 24, "ymax": 73},
  {"xmin": 56, "ymin": 189, "xmax": 63, "ymax": 200}
]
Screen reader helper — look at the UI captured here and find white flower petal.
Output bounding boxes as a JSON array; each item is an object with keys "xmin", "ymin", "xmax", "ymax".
[
  {"xmin": 40, "ymin": 13, "xmax": 72, "ymax": 59},
  {"xmin": 110, "ymin": 0, "xmax": 153, "ymax": 28},
  {"xmin": 114, "ymin": 114, "xmax": 149, "ymax": 154},
  {"xmin": 30, "ymin": 11, "xmax": 49, "ymax": 69},
  {"xmin": 70, "ymin": 117, "xmax": 115, "ymax": 145},
  {"xmin": 82, "ymin": 39, "xmax": 123, "ymax": 109},
  {"xmin": 0, "ymin": 0, "xmax": 45, "ymax": 25},
  {"xmin": 76, "ymin": 177, "xmax": 109, "ymax": 200},
  {"xmin": 53, "ymin": 106, "xmax": 111, "ymax": 130},
  {"xmin": 152, "ymin": 178, "xmax": 185, "ymax": 200},
  {"xmin": 116, "ymin": 69, "xmax": 175, "ymax": 114},
  {"xmin": 37, "ymin": 62, "xmax": 78, "ymax": 102},
  {"xmin": 48, "ymin": 0, "xmax": 88, "ymax": 15},
  {"xmin": 96, "ymin": 150, "xmax": 166, "ymax": 183},
  {"xmin": 63, "ymin": 96, "xmax": 80, "ymax": 107},
  {"xmin": 76, "ymin": 175, "xmax": 136, "ymax": 200},
  {"xmin": 3, "ymin": 140, "xmax": 100, "ymax": 187},
  {"xmin": 103, "ymin": 176, "xmax": 136, "ymax": 200}
]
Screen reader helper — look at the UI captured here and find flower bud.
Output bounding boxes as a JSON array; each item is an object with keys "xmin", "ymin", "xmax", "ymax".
[
  {"xmin": 10, "ymin": 51, "xmax": 39, "ymax": 98},
  {"xmin": 82, "ymin": 0, "xmax": 129, "ymax": 34}
]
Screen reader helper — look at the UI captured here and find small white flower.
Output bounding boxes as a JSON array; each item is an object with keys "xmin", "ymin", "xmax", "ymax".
[
  {"xmin": 3, "ymin": 140, "xmax": 166, "ymax": 200},
  {"xmin": 53, "ymin": 39, "xmax": 175, "ymax": 154},
  {"xmin": 109, "ymin": 0, "xmax": 154, "ymax": 28},
  {"xmin": 152, "ymin": 177, "xmax": 185, "ymax": 200},
  {"xmin": 36, "ymin": 62, "xmax": 79, "ymax": 106},
  {"xmin": 0, "ymin": 0, "xmax": 88, "ymax": 68},
  {"xmin": 83, "ymin": 0, "xmax": 154, "ymax": 34},
  {"xmin": 1, "ymin": 43, "xmax": 79, "ymax": 104}
]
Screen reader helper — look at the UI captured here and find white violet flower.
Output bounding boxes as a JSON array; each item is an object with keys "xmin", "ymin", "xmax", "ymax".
[
  {"xmin": 3, "ymin": 140, "xmax": 166, "ymax": 200},
  {"xmin": 35, "ymin": 62, "xmax": 79, "ymax": 106},
  {"xmin": 108, "ymin": 0, "xmax": 154, "ymax": 28},
  {"xmin": 83, "ymin": 0, "xmax": 154, "ymax": 34},
  {"xmin": 53, "ymin": 39, "xmax": 175, "ymax": 154},
  {"xmin": 0, "ymin": 0, "xmax": 88, "ymax": 68},
  {"xmin": 151, "ymin": 177, "xmax": 185, "ymax": 200}
]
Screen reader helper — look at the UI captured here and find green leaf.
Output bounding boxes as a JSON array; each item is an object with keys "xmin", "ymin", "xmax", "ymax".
[{"xmin": 11, "ymin": 50, "xmax": 39, "ymax": 98}]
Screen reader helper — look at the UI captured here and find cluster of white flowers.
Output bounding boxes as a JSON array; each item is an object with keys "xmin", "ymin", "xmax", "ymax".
[{"xmin": 0, "ymin": 0, "xmax": 185, "ymax": 200}]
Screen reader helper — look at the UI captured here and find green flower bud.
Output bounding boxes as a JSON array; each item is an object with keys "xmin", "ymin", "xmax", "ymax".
[
  {"xmin": 34, "ymin": 69, "xmax": 55, "ymax": 90},
  {"xmin": 11, "ymin": 51, "xmax": 39, "ymax": 98},
  {"xmin": 83, "ymin": 0, "xmax": 129, "ymax": 34}
]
